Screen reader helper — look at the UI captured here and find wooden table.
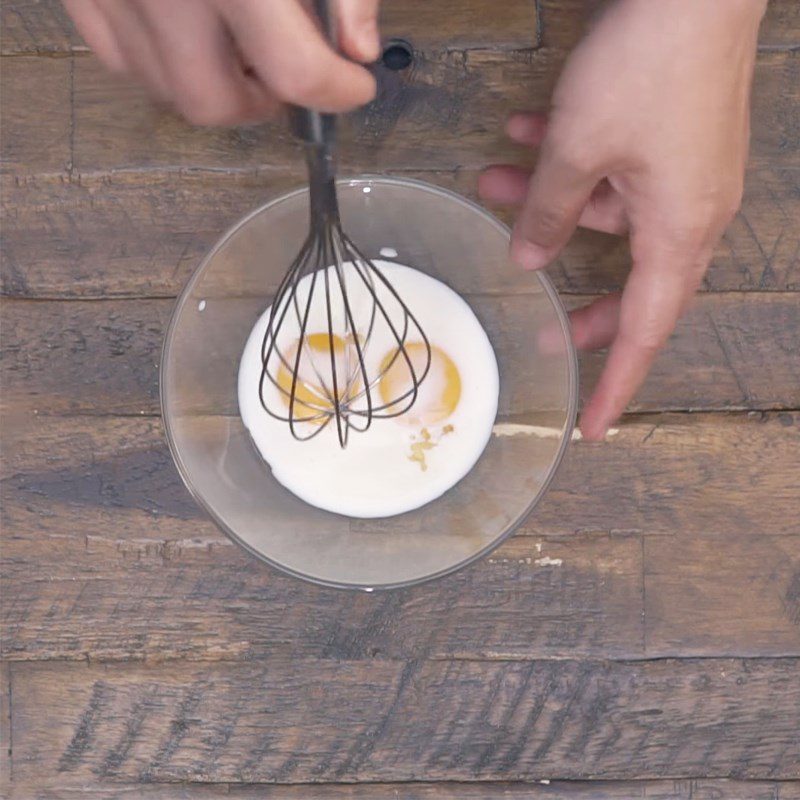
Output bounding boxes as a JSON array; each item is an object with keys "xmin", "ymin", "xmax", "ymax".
[{"xmin": 2, "ymin": 1, "xmax": 799, "ymax": 797}]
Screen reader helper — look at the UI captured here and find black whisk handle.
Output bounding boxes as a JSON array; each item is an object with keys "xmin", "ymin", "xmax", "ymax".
[
  {"xmin": 288, "ymin": 0, "xmax": 337, "ymax": 147},
  {"xmin": 289, "ymin": 107, "xmax": 335, "ymax": 147}
]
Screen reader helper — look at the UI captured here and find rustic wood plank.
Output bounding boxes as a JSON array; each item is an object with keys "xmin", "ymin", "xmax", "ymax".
[
  {"xmin": 4, "ymin": 779, "xmax": 800, "ymax": 800},
  {"xmin": 6, "ymin": 412, "xmax": 798, "ymax": 543},
  {"xmin": 1, "ymin": 410, "xmax": 645, "ymax": 661},
  {"xmin": 545, "ymin": 411, "xmax": 800, "ymax": 541},
  {"xmin": 0, "ymin": 53, "xmax": 72, "ymax": 175},
  {"xmin": 3, "ymin": 293, "xmax": 799, "ymax": 416},
  {"xmin": 645, "ymin": 532, "xmax": 800, "ymax": 658},
  {"xmin": 0, "ymin": 661, "xmax": 10, "ymax": 788},
  {"xmin": 1, "ymin": 0, "xmax": 84, "ymax": 54},
  {"xmin": 380, "ymin": 0, "xmax": 538, "ymax": 50},
  {"xmin": 3, "ymin": 413, "xmax": 799, "ymax": 663},
  {"xmin": 536, "ymin": 0, "xmax": 800, "ymax": 51},
  {"xmin": 3, "ymin": 48, "xmax": 795, "ymax": 176},
  {"xmin": 9, "ymin": 658, "xmax": 800, "ymax": 782},
  {"xmin": 2, "ymin": 166, "xmax": 798, "ymax": 299},
  {"xmin": 68, "ymin": 49, "xmax": 800, "ymax": 173},
  {"xmin": 64, "ymin": 50, "xmax": 543, "ymax": 174},
  {"xmin": 0, "ymin": 0, "xmax": 538, "ymax": 56},
  {"xmin": 4, "ymin": 0, "xmax": 797, "ymax": 55},
  {"xmin": 0, "ymin": 521, "xmax": 644, "ymax": 662}
]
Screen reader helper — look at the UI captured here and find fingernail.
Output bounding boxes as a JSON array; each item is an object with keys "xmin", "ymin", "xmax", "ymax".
[
  {"xmin": 506, "ymin": 114, "xmax": 534, "ymax": 141},
  {"xmin": 510, "ymin": 238, "xmax": 550, "ymax": 271}
]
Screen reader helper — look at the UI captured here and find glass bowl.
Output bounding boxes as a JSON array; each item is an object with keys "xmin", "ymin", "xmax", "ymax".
[{"xmin": 161, "ymin": 176, "xmax": 578, "ymax": 590}]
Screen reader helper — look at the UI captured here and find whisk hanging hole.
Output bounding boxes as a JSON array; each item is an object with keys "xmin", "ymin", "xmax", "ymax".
[{"xmin": 381, "ymin": 40, "xmax": 414, "ymax": 71}]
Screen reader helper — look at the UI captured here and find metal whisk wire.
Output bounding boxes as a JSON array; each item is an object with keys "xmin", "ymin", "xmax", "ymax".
[{"xmin": 258, "ymin": 0, "xmax": 431, "ymax": 448}]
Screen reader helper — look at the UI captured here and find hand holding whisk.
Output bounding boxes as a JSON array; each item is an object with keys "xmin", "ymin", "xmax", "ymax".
[{"xmin": 258, "ymin": 0, "xmax": 431, "ymax": 448}]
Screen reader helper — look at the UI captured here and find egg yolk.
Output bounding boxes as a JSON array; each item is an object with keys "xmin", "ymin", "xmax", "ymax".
[
  {"xmin": 276, "ymin": 333, "xmax": 350, "ymax": 421},
  {"xmin": 276, "ymin": 336, "xmax": 461, "ymax": 428},
  {"xmin": 378, "ymin": 342, "xmax": 461, "ymax": 424}
]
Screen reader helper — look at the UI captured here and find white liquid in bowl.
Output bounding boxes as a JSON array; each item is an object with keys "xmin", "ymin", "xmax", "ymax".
[{"xmin": 238, "ymin": 261, "xmax": 499, "ymax": 518}]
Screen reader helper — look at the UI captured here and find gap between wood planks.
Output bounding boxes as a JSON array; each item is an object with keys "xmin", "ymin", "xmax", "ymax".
[
  {"xmin": 2, "ymin": 779, "xmax": 800, "ymax": 799},
  {"xmin": 7, "ymin": 408, "xmax": 800, "ymax": 419},
  {"xmin": 3, "ymin": 289, "xmax": 800, "ymax": 302},
  {"xmin": 6, "ymin": 654, "xmax": 800, "ymax": 666}
]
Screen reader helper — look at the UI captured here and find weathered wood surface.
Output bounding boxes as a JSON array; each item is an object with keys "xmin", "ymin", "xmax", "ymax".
[
  {"xmin": 0, "ymin": 0, "xmax": 539, "ymax": 56},
  {"xmin": 2, "ymin": 521, "xmax": 646, "ymax": 663},
  {"xmin": 7, "ymin": 658, "xmax": 800, "ymax": 782},
  {"xmin": 536, "ymin": 0, "xmax": 800, "ymax": 52},
  {"xmin": 644, "ymin": 531, "xmax": 800, "ymax": 658},
  {"xmin": 0, "ymin": 53, "xmax": 72, "ymax": 175},
  {"xmin": 4, "ymin": 780, "xmax": 800, "ymax": 800},
  {"xmin": 3, "ymin": 0, "xmax": 798, "ymax": 54},
  {"xmin": 3, "ymin": 166, "xmax": 798, "ymax": 298},
  {"xmin": 3, "ymin": 293, "xmax": 799, "ymax": 416},
  {"xmin": 3, "ymin": 413, "xmax": 799, "ymax": 664},
  {"xmin": 4, "ymin": 412, "xmax": 799, "ymax": 543},
  {"xmin": 3, "ymin": 0, "xmax": 800, "ymax": 797},
  {"xmin": 1, "ymin": 48, "xmax": 797, "ymax": 179}
]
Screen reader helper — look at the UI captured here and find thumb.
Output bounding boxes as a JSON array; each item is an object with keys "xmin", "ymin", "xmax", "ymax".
[
  {"xmin": 511, "ymin": 138, "xmax": 599, "ymax": 271},
  {"xmin": 336, "ymin": 0, "xmax": 380, "ymax": 63}
]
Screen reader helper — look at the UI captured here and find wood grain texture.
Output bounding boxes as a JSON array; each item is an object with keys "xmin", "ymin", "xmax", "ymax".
[
  {"xmin": 68, "ymin": 49, "xmax": 800, "ymax": 174},
  {"xmin": 537, "ymin": 0, "xmax": 800, "ymax": 51},
  {"xmin": 2, "ymin": 48, "xmax": 796, "ymax": 177},
  {"xmin": 3, "ymin": 1, "xmax": 800, "ymax": 797},
  {"xmin": 0, "ymin": 54, "xmax": 72, "ymax": 175},
  {"xmin": 645, "ymin": 532, "xmax": 800, "ymax": 658},
  {"xmin": 1, "ymin": 523, "xmax": 645, "ymax": 663},
  {"xmin": 5, "ymin": 780, "xmax": 800, "ymax": 800},
  {"xmin": 0, "ymin": 661, "xmax": 10, "ymax": 786},
  {"xmin": 0, "ymin": 0, "xmax": 538, "ymax": 55},
  {"xmin": 9, "ymin": 658, "xmax": 800, "ymax": 782},
  {"xmin": 4, "ymin": 412, "xmax": 799, "ymax": 542},
  {"xmin": 3, "ymin": 166, "xmax": 798, "ymax": 299},
  {"xmin": 1, "ymin": 0, "xmax": 84, "ymax": 54},
  {"xmin": 3, "ymin": 413, "xmax": 799, "ymax": 664},
  {"xmin": 3, "ymin": 293, "xmax": 799, "ymax": 416},
  {"xmin": 65, "ymin": 50, "xmax": 550, "ymax": 173},
  {"xmin": 3, "ymin": 0, "xmax": 798, "ymax": 54}
]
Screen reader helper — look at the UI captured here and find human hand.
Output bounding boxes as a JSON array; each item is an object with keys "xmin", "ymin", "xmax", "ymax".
[
  {"xmin": 479, "ymin": 0, "xmax": 766, "ymax": 440},
  {"xmin": 62, "ymin": 0, "xmax": 379, "ymax": 125}
]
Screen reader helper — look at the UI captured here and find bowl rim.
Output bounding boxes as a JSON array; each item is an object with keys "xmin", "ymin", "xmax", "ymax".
[{"xmin": 160, "ymin": 174, "xmax": 579, "ymax": 591}]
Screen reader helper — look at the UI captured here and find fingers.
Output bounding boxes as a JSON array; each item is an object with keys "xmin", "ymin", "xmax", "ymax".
[
  {"xmin": 76, "ymin": 0, "xmax": 172, "ymax": 101},
  {"xmin": 583, "ymin": 181, "xmax": 628, "ymax": 235},
  {"xmin": 506, "ymin": 112, "xmax": 548, "ymax": 147},
  {"xmin": 479, "ymin": 166, "xmax": 628, "ymax": 235},
  {"xmin": 579, "ymin": 241, "xmax": 693, "ymax": 441},
  {"xmin": 569, "ymin": 294, "xmax": 622, "ymax": 351},
  {"xmin": 478, "ymin": 165, "xmax": 530, "ymax": 205},
  {"xmin": 511, "ymin": 139, "xmax": 601, "ymax": 271},
  {"xmin": 62, "ymin": 0, "xmax": 128, "ymax": 74},
  {"xmin": 337, "ymin": 0, "xmax": 381, "ymax": 63},
  {"xmin": 537, "ymin": 293, "xmax": 620, "ymax": 356},
  {"xmin": 138, "ymin": 0, "xmax": 275, "ymax": 126},
  {"xmin": 66, "ymin": 0, "xmax": 377, "ymax": 119},
  {"xmin": 220, "ymin": 0, "xmax": 376, "ymax": 112}
]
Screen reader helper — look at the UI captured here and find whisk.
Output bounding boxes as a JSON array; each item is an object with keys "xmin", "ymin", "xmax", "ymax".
[{"xmin": 259, "ymin": 0, "xmax": 431, "ymax": 448}]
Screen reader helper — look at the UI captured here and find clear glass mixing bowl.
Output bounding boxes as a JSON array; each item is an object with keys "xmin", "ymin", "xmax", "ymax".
[{"xmin": 161, "ymin": 176, "xmax": 578, "ymax": 589}]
